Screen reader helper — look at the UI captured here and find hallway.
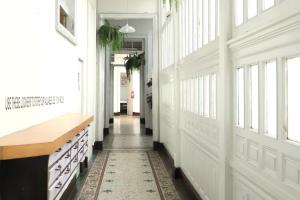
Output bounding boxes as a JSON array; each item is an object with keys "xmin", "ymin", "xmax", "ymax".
[
  {"xmin": 76, "ymin": 116, "xmax": 181, "ymax": 200},
  {"xmin": 1, "ymin": 0, "xmax": 300, "ymax": 200},
  {"xmin": 103, "ymin": 116, "xmax": 153, "ymax": 149}
]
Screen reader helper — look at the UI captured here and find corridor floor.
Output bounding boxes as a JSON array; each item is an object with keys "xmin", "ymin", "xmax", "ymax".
[{"xmin": 75, "ymin": 116, "xmax": 182, "ymax": 200}]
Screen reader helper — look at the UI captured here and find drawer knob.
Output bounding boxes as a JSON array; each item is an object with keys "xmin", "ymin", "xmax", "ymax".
[
  {"xmin": 56, "ymin": 148, "xmax": 62, "ymax": 153},
  {"xmin": 65, "ymin": 168, "xmax": 70, "ymax": 174},
  {"xmin": 55, "ymin": 165, "xmax": 62, "ymax": 171},
  {"xmin": 55, "ymin": 182, "xmax": 62, "ymax": 189}
]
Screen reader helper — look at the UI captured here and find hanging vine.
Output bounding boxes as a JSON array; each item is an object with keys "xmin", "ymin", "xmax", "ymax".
[
  {"xmin": 97, "ymin": 19, "xmax": 125, "ymax": 51},
  {"xmin": 124, "ymin": 52, "xmax": 145, "ymax": 80}
]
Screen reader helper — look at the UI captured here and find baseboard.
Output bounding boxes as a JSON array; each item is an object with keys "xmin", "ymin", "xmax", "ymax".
[
  {"xmin": 93, "ymin": 141, "xmax": 103, "ymax": 151},
  {"xmin": 177, "ymin": 168, "xmax": 202, "ymax": 200},
  {"xmin": 133, "ymin": 112, "xmax": 140, "ymax": 116},
  {"xmin": 146, "ymin": 128, "xmax": 153, "ymax": 136},
  {"xmin": 154, "ymin": 142, "xmax": 202, "ymax": 200},
  {"xmin": 103, "ymin": 128, "xmax": 109, "ymax": 137},
  {"xmin": 140, "ymin": 118, "xmax": 145, "ymax": 124},
  {"xmin": 114, "ymin": 112, "xmax": 120, "ymax": 116},
  {"xmin": 153, "ymin": 141, "xmax": 178, "ymax": 178},
  {"xmin": 109, "ymin": 118, "xmax": 114, "ymax": 124}
]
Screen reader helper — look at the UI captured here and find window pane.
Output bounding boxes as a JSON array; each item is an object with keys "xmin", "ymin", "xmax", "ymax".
[
  {"xmin": 199, "ymin": 76, "xmax": 204, "ymax": 115},
  {"xmin": 265, "ymin": 61, "xmax": 277, "ymax": 138},
  {"xmin": 204, "ymin": 75, "xmax": 210, "ymax": 117},
  {"xmin": 235, "ymin": 0, "xmax": 244, "ymax": 26},
  {"xmin": 236, "ymin": 68, "xmax": 244, "ymax": 127},
  {"xmin": 203, "ymin": 0, "xmax": 209, "ymax": 44},
  {"xmin": 198, "ymin": 0, "xmax": 203, "ymax": 48},
  {"xmin": 211, "ymin": 73, "xmax": 217, "ymax": 119},
  {"xmin": 195, "ymin": 78, "xmax": 199, "ymax": 113},
  {"xmin": 193, "ymin": 0, "xmax": 198, "ymax": 51},
  {"xmin": 210, "ymin": 0, "xmax": 216, "ymax": 41},
  {"xmin": 248, "ymin": 0, "xmax": 257, "ymax": 19},
  {"xmin": 287, "ymin": 57, "xmax": 300, "ymax": 142},
  {"xmin": 250, "ymin": 65, "xmax": 259, "ymax": 130},
  {"xmin": 263, "ymin": 0, "xmax": 274, "ymax": 10}
]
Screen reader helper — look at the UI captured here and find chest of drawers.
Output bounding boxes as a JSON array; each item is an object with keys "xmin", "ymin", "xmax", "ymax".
[{"xmin": 0, "ymin": 114, "xmax": 93, "ymax": 200}]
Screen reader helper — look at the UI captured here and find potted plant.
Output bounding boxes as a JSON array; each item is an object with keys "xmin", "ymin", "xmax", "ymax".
[
  {"xmin": 97, "ymin": 19, "xmax": 124, "ymax": 51},
  {"xmin": 124, "ymin": 52, "xmax": 145, "ymax": 79}
]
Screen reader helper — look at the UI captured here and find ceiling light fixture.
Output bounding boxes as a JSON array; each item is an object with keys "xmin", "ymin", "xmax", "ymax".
[{"xmin": 119, "ymin": 0, "xmax": 136, "ymax": 34}]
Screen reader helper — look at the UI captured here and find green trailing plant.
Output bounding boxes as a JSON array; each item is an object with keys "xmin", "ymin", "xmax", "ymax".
[
  {"xmin": 163, "ymin": 0, "xmax": 179, "ymax": 11},
  {"xmin": 97, "ymin": 19, "xmax": 124, "ymax": 51},
  {"xmin": 124, "ymin": 52, "xmax": 145, "ymax": 79}
]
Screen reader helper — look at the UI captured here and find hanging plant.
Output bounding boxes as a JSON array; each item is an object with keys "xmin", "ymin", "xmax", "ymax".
[
  {"xmin": 163, "ymin": 0, "xmax": 179, "ymax": 12},
  {"xmin": 97, "ymin": 19, "xmax": 124, "ymax": 51},
  {"xmin": 124, "ymin": 52, "xmax": 145, "ymax": 79}
]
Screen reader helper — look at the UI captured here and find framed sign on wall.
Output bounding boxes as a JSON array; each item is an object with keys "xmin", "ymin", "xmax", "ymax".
[{"xmin": 56, "ymin": 0, "xmax": 77, "ymax": 45}]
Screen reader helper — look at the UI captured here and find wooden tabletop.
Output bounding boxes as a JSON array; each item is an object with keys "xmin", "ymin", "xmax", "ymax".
[{"xmin": 0, "ymin": 113, "xmax": 93, "ymax": 160}]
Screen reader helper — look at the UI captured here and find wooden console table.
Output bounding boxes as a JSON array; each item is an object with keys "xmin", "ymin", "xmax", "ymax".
[{"xmin": 0, "ymin": 113, "xmax": 93, "ymax": 200}]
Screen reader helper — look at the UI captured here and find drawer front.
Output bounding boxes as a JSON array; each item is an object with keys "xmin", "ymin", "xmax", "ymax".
[
  {"xmin": 60, "ymin": 150, "xmax": 71, "ymax": 171},
  {"xmin": 71, "ymin": 142, "xmax": 79, "ymax": 159},
  {"xmin": 49, "ymin": 147, "xmax": 62, "ymax": 167},
  {"xmin": 71, "ymin": 155, "xmax": 79, "ymax": 173},
  {"xmin": 48, "ymin": 161, "xmax": 62, "ymax": 187},
  {"xmin": 48, "ymin": 178, "xmax": 62, "ymax": 200},
  {"xmin": 83, "ymin": 142, "xmax": 88, "ymax": 155},
  {"xmin": 61, "ymin": 164, "xmax": 71, "ymax": 186},
  {"xmin": 78, "ymin": 147, "xmax": 84, "ymax": 162},
  {"xmin": 79, "ymin": 137, "xmax": 86, "ymax": 149}
]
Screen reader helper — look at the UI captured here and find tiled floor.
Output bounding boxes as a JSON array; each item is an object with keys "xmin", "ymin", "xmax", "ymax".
[
  {"xmin": 73, "ymin": 116, "xmax": 191, "ymax": 200},
  {"xmin": 103, "ymin": 116, "xmax": 153, "ymax": 149}
]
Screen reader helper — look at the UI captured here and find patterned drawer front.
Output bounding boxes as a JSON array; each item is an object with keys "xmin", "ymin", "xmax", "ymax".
[
  {"xmin": 61, "ymin": 164, "xmax": 71, "ymax": 187},
  {"xmin": 49, "ymin": 147, "xmax": 63, "ymax": 167},
  {"xmin": 72, "ymin": 130, "xmax": 84, "ymax": 146},
  {"xmin": 84, "ymin": 142, "xmax": 88, "ymax": 154},
  {"xmin": 48, "ymin": 161, "xmax": 62, "ymax": 187},
  {"xmin": 60, "ymin": 150, "xmax": 71, "ymax": 171},
  {"xmin": 71, "ymin": 155, "xmax": 79, "ymax": 173},
  {"xmin": 48, "ymin": 177, "xmax": 62, "ymax": 200},
  {"xmin": 79, "ymin": 136, "xmax": 87, "ymax": 149},
  {"xmin": 78, "ymin": 147, "xmax": 85, "ymax": 162},
  {"xmin": 71, "ymin": 142, "xmax": 79, "ymax": 159}
]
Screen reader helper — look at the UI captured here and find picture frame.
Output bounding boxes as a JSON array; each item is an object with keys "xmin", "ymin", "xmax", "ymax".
[{"xmin": 55, "ymin": 0, "xmax": 77, "ymax": 45}]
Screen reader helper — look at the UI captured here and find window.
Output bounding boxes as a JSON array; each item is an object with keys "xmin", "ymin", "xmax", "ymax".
[
  {"xmin": 235, "ymin": 0, "xmax": 244, "ymax": 26},
  {"xmin": 203, "ymin": 0, "xmax": 209, "ymax": 45},
  {"xmin": 211, "ymin": 73, "xmax": 217, "ymax": 119},
  {"xmin": 199, "ymin": 76, "xmax": 204, "ymax": 116},
  {"xmin": 198, "ymin": 0, "xmax": 203, "ymax": 49},
  {"xmin": 264, "ymin": 61, "xmax": 277, "ymax": 138},
  {"xmin": 263, "ymin": 0, "xmax": 274, "ymax": 10},
  {"xmin": 209, "ymin": 0, "xmax": 216, "ymax": 41},
  {"xmin": 287, "ymin": 57, "xmax": 300, "ymax": 142},
  {"xmin": 193, "ymin": 0, "xmax": 198, "ymax": 51},
  {"xmin": 250, "ymin": 65, "xmax": 259, "ymax": 130},
  {"xmin": 248, "ymin": 0, "xmax": 257, "ymax": 19},
  {"xmin": 236, "ymin": 68, "xmax": 245, "ymax": 127},
  {"xmin": 195, "ymin": 78, "xmax": 199, "ymax": 113},
  {"xmin": 204, "ymin": 75, "xmax": 210, "ymax": 117}
]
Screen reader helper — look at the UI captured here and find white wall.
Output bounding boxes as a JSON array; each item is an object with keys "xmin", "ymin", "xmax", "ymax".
[
  {"xmin": 0, "ymin": 0, "xmax": 99, "ymax": 159},
  {"xmin": 158, "ymin": 0, "xmax": 300, "ymax": 200},
  {"xmin": 97, "ymin": 0, "xmax": 157, "ymax": 14}
]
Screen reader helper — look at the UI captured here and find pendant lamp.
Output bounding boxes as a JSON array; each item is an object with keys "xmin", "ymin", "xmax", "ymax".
[{"xmin": 119, "ymin": 0, "xmax": 136, "ymax": 33}]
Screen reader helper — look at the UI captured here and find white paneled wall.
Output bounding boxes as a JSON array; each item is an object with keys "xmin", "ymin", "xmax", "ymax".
[{"xmin": 158, "ymin": 0, "xmax": 300, "ymax": 200}]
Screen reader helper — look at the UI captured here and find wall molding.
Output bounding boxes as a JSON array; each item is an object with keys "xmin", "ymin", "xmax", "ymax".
[
  {"xmin": 231, "ymin": 159, "xmax": 300, "ymax": 200},
  {"xmin": 228, "ymin": 12, "xmax": 300, "ymax": 51}
]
